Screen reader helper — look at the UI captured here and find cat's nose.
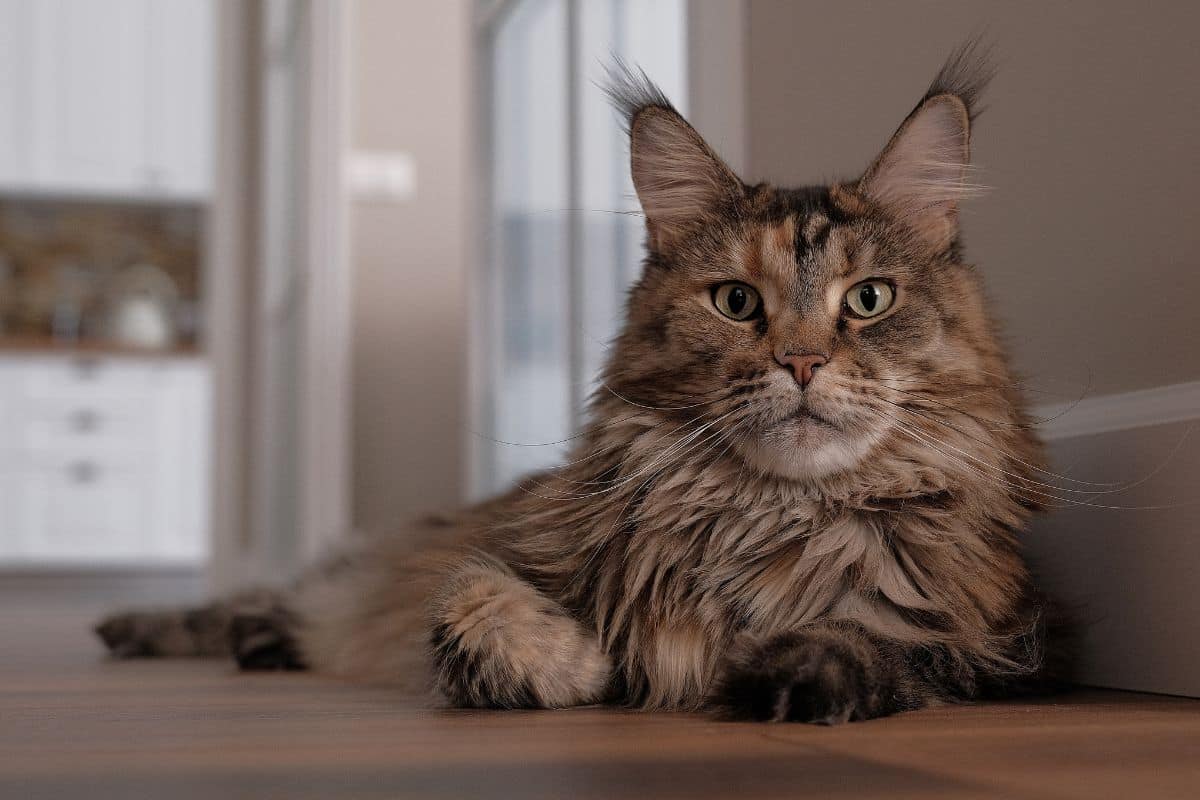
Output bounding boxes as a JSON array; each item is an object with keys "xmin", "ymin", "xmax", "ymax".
[{"xmin": 775, "ymin": 352, "xmax": 828, "ymax": 389}]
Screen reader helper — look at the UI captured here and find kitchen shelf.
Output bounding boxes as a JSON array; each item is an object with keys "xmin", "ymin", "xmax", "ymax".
[{"xmin": 0, "ymin": 337, "xmax": 203, "ymax": 361}]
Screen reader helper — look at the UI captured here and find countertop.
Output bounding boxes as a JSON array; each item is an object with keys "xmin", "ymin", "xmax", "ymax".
[{"xmin": 0, "ymin": 335, "xmax": 202, "ymax": 361}]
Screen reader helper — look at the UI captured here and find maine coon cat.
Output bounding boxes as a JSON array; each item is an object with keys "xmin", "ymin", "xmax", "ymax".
[{"xmin": 96, "ymin": 43, "xmax": 1067, "ymax": 723}]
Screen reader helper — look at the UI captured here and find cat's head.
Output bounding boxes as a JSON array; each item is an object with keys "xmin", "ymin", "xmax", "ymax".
[{"xmin": 603, "ymin": 44, "xmax": 1038, "ymax": 487}]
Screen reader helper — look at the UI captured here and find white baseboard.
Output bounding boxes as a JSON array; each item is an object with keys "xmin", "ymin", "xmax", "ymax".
[
  {"xmin": 1034, "ymin": 380, "xmax": 1200, "ymax": 441},
  {"xmin": 1029, "ymin": 414, "xmax": 1200, "ymax": 698}
]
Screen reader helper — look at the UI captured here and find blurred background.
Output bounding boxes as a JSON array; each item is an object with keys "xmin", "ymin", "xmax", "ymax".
[{"xmin": 0, "ymin": 1, "xmax": 1196, "ymax": 695}]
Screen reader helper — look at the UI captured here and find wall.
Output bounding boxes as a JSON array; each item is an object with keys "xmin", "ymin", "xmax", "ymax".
[
  {"xmin": 349, "ymin": 0, "xmax": 472, "ymax": 532},
  {"xmin": 745, "ymin": 0, "xmax": 1200, "ymax": 398},
  {"xmin": 746, "ymin": 0, "xmax": 1200, "ymax": 696},
  {"xmin": 687, "ymin": 0, "xmax": 748, "ymax": 175}
]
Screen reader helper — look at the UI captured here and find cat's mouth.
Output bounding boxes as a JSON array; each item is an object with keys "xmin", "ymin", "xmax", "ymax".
[
  {"xmin": 788, "ymin": 407, "xmax": 838, "ymax": 430},
  {"xmin": 776, "ymin": 402, "xmax": 841, "ymax": 433},
  {"xmin": 734, "ymin": 386, "xmax": 882, "ymax": 480}
]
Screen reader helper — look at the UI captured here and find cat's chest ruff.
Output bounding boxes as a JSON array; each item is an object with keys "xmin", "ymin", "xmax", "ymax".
[
  {"xmin": 635, "ymin": 490, "xmax": 934, "ymax": 632},
  {"xmin": 604, "ymin": 475, "xmax": 954, "ymax": 708}
]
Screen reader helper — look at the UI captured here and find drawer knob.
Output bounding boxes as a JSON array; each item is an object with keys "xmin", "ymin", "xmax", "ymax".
[
  {"xmin": 68, "ymin": 462, "xmax": 99, "ymax": 484},
  {"xmin": 71, "ymin": 359, "xmax": 102, "ymax": 380},
  {"xmin": 71, "ymin": 410, "xmax": 101, "ymax": 433}
]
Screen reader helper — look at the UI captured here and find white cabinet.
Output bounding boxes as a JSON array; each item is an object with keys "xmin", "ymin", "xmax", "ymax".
[
  {"xmin": 0, "ymin": 0, "xmax": 213, "ymax": 200},
  {"xmin": 0, "ymin": 0, "xmax": 36, "ymax": 188},
  {"xmin": 6, "ymin": 457, "xmax": 148, "ymax": 561},
  {"xmin": 29, "ymin": 0, "xmax": 150, "ymax": 197},
  {"xmin": 146, "ymin": 0, "xmax": 215, "ymax": 197},
  {"xmin": 0, "ymin": 354, "xmax": 211, "ymax": 564}
]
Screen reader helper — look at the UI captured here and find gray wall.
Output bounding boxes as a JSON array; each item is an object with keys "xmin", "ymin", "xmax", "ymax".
[
  {"xmin": 746, "ymin": 0, "xmax": 1200, "ymax": 397},
  {"xmin": 349, "ymin": 0, "xmax": 472, "ymax": 532}
]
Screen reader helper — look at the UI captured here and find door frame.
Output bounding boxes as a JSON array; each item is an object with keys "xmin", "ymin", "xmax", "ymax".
[{"xmin": 207, "ymin": 0, "xmax": 351, "ymax": 592}]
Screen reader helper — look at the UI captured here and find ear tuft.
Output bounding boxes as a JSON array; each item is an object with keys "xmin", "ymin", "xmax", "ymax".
[
  {"xmin": 604, "ymin": 58, "xmax": 743, "ymax": 254},
  {"xmin": 922, "ymin": 35, "xmax": 996, "ymax": 123},
  {"xmin": 858, "ymin": 38, "xmax": 995, "ymax": 251},
  {"xmin": 601, "ymin": 57, "xmax": 677, "ymax": 131}
]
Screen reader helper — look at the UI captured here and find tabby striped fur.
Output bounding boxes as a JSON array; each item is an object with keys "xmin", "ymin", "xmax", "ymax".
[{"xmin": 97, "ymin": 41, "xmax": 1067, "ymax": 723}]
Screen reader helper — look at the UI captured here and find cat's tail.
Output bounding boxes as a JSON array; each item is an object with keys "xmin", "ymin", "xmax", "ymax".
[{"xmin": 93, "ymin": 586, "xmax": 307, "ymax": 670}]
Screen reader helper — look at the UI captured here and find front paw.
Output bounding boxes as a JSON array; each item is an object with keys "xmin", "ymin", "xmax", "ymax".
[{"xmin": 710, "ymin": 628, "xmax": 878, "ymax": 724}]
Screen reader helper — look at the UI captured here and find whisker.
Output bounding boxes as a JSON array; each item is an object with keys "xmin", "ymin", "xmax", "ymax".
[
  {"xmin": 867, "ymin": 406, "xmax": 1196, "ymax": 511},
  {"xmin": 977, "ymin": 365, "xmax": 1097, "ymax": 390},
  {"xmin": 611, "ymin": 418, "xmax": 751, "ymax": 562},
  {"xmin": 542, "ymin": 415, "xmax": 714, "ymax": 487},
  {"xmin": 880, "ymin": 381, "xmax": 1091, "ymax": 431},
  {"xmin": 601, "ymin": 382, "xmax": 735, "ymax": 412},
  {"xmin": 524, "ymin": 410, "xmax": 734, "ymax": 495},
  {"xmin": 551, "ymin": 396, "xmax": 768, "ymax": 488},
  {"xmin": 568, "ymin": 417, "xmax": 751, "ymax": 589},
  {"xmin": 877, "ymin": 399, "xmax": 1184, "ymax": 497},
  {"xmin": 470, "ymin": 412, "xmax": 644, "ymax": 450},
  {"xmin": 518, "ymin": 406, "xmax": 748, "ymax": 502},
  {"xmin": 870, "ymin": 394, "xmax": 1125, "ymax": 488},
  {"xmin": 881, "ymin": 363, "xmax": 1096, "ymax": 424},
  {"xmin": 879, "ymin": 376, "xmax": 1080, "ymax": 399},
  {"xmin": 472, "ymin": 383, "xmax": 738, "ymax": 451}
]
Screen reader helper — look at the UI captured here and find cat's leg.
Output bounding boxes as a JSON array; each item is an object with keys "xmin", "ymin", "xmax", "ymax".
[
  {"xmin": 709, "ymin": 621, "xmax": 973, "ymax": 724},
  {"xmin": 427, "ymin": 554, "xmax": 611, "ymax": 709},
  {"xmin": 95, "ymin": 588, "xmax": 305, "ymax": 670},
  {"xmin": 95, "ymin": 603, "xmax": 232, "ymax": 659}
]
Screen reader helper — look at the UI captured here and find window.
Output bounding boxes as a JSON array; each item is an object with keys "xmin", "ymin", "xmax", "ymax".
[{"xmin": 473, "ymin": 0, "xmax": 687, "ymax": 496}]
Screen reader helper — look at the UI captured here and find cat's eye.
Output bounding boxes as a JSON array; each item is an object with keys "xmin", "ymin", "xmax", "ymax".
[
  {"xmin": 712, "ymin": 282, "xmax": 761, "ymax": 321},
  {"xmin": 844, "ymin": 280, "xmax": 895, "ymax": 319}
]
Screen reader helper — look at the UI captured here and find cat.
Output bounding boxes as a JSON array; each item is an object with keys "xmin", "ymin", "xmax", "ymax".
[{"xmin": 95, "ymin": 41, "xmax": 1069, "ymax": 724}]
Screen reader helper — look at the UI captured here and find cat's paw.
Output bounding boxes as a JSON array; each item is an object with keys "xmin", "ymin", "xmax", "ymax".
[
  {"xmin": 429, "ymin": 564, "xmax": 611, "ymax": 709},
  {"xmin": 230, "ymin": 610, "xmax": 307, "ymax": 671},
  {"xmin": 710, "ymin": 628, "xmax": 880, "ymax": 724},
  {"xmin": 94, "ymin": 610, "xmax": 194, "ymax": 658},
  {"xmin": 95, "ymin": 612, "xmax": 151, "ymax": 657}
]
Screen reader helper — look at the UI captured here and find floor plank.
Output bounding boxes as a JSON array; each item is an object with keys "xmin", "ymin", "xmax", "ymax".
[{"xmin": 2, "ymin": 576, "xmax": 1197, "ymax": 799}]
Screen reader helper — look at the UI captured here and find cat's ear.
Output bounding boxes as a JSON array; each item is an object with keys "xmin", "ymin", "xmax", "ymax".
[
  {"xmin": 605, "ymin": 62, "xmax": 743, "ymax": 254},
  {"xmin": 857, "ymin": 41, "xmax": 994, "ymax": 251}
]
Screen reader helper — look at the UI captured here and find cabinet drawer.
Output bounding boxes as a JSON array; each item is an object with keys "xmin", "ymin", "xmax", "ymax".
[
  {"xmin": 0, "ymin": 458, "xmax": 147, "ymax": 562},
  {"xmin": 17, "ymin": 406, "xmax": 152, "ymax": 455},
  {"xmin": 16, "ymin": 358, "xmax": 161, "ymax": 403},
  {"xmin": 0, "ymin": 358, "xmax": 159, "ymax": 455},
  {"xmin": 0, "ymin": 354, "xmax": 210, "ymax": 564}
]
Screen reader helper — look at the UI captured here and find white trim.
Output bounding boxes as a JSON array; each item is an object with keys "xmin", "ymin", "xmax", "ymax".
[
  {"xmin": 565, "ymin": 0, "xmax": 585, "ymax": 433},
  {"xmin": 208, "ymin": 0, "xmax": 353, "ymax": 590},
  {"xmin": 466, "ymin": 5, "xmax": 493, "ymax": 502},
  {"xmin": 475, "ymin": 0, "xmax": 517, "ymax": 32},
  {"xmin": 297, "ymin": 0, "xmax": 352, "ymax": 559},
  {"xmin": 1035, "ymin": 380, "xmax": 1200, "ymax": 441},
  {"xmin": 206, "ymin": 0, "xmax": 254, "ymax": 593}
]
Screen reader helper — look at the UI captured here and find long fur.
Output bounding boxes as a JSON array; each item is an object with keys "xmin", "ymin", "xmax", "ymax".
[{"xmin": 97, "ymin": 42, "xmax": 1070, "ymax": 723}]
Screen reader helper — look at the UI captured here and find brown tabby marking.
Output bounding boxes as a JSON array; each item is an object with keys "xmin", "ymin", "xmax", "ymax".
[{"xmin": 97, "ymin": 42, "xmax": 1070, "ymax": 723}]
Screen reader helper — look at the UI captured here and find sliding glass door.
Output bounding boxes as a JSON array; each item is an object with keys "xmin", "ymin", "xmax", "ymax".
[{"xmin": 474, "ymin": 0, "xmax": 686, "ymax": 496}]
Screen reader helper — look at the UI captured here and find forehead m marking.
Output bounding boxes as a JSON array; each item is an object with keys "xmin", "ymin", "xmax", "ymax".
[
  {"xmin": 758, "ymin": 216, "xmax": 798, "ymax": 287},
  {"xmin": 799, "ymin": 222, "xmax": 869, "ymax": 285},
  {"xmin": 801, "ymin": 213, "xmax": 831, "ymax": 251}
]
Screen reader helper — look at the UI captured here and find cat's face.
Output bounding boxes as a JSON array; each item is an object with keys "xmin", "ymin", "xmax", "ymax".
[{"xmin": 605, "ymin": 63, "xmax": 1010, "ymax": 483}]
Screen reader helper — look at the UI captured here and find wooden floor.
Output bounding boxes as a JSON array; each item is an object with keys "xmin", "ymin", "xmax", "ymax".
[{"xmin": 2, "ymin": 575, "xmax": 1199, "ymax": 799}]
